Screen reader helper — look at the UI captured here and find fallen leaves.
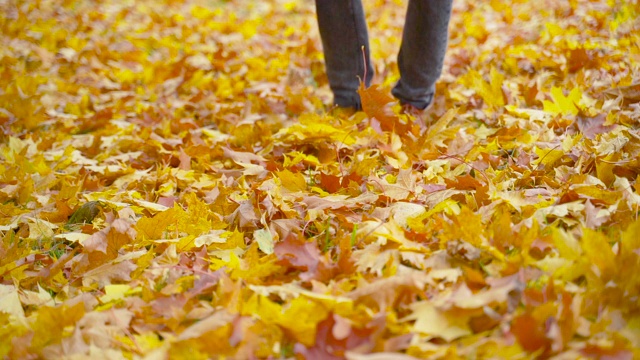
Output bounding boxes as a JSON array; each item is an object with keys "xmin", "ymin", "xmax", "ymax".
[{"xmin": 1, "ymin": 0, "xmax": 640, "ymax": 358}]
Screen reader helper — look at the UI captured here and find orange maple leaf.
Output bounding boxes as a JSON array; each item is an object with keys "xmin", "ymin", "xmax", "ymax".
[{"xmin": 357, "ymin": 82, "xmax": 408, "ymax": 133}]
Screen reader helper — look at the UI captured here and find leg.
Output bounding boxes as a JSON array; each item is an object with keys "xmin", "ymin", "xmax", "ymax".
[
  {"xmin": 392, "ymin": 0, "xmax": 453, "ymax": 110},
  {"xmin": 315, "ymin": 0, "xmax": 374, "ymax": 109}
]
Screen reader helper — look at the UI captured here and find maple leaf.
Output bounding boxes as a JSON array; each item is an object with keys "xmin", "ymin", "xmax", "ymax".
[
  {"xmin": 444, "ymin": 173, "xmax": 485, "ymax": 191},
  {"xmin": 274, "ymin": 233, "xmax": 330, "ymax": 281},
  {"xmin": 226, "ymin": 200, "xmax": 259, "ymax": 228},
  {"xmin": 406, "ymin": 301, "xmax": 471, "ymax": 341},
  {"xmin": 177, "ymin": 310, "xmax": 235, "ymax": 341},
  {"xmin": 242, "ymin": 294, "xmax": 330, "ymax": 346},
  {"xmin": 532, "ymin": 146, "xmax": 564, "ymax": 169},
  {"xmin": 543, "ymin": 87, "xmax": 582, "ymax": 116},
  {"xmin": 511, "ymin": 313, "xmax": 550, "ymax": 353},
  {"xmin": 70, "ymin": 218, "xmax": 137, "ymax": 275},
  {"xmin": 319, "ymin": 172, "xmax": 342, "ymax": 193},
  {"xmin": 357, "ymin": 82, "xmax": 402, "ymax": 133},
  {"xmin": 81, "ymin": 257, "xmax": 138, "ymax": 288},
  {"xmin": 253, "ymin": 228, "xmax": 274, "ymax": 254},
  {"xmin": 30, "ymin": 302, "xmax": 86, "ymax": 351},
  {"xmin": 74, "ymin": 308, "xmax": 134, "ymax": 349},
  {"xmin": 275, "ymin": 169, "xmax": 307, "ymax": 192},
  {"xmin": 294, "ymin": 313, "xmax": 377, "ymax": 359},
  {"xmin": 584, "ymin": 200, "xmax": 610, "ymax": 228},
  {"xmin": 576, "ymin": 113, "xmax": 616, "ymax": 139},
  {"xmin": 604, "ymin": 81, "xmax": 640, "ymax": 104},
  {"xmin": 347, "ymin": 266, "xmax": 431, "ymax": 308},
  {"xmin": 459, "ymin": 67, "xmax": 506, "ymax": 108},
  {"xmin": 275, "ymin": 113, "xmax": 357, "ymax": 144},
  {"xmin": 223, "ymin": 147, "xmax": 267, "ymax": 165},
  {"xmin": 369, "ymin": 168, "xmax": 416, "ymax": 201},
  {"xmin": 421, "ymin": 108, "xmax": 458, "ymax": 150},
  {"xmin": 0, "ymin": 285, "xmax": 27, "ymax": 326}
]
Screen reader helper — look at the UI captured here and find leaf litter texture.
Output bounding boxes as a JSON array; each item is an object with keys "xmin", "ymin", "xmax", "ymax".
[{"xmin": 1, "ymin": 0, "xmax": 640, "ymax": 358}]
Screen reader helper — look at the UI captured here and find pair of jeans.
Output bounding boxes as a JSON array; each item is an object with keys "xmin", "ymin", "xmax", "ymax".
[{"xmin": 315, "ymin": 0, "xmax": 453, "ymax": 110}]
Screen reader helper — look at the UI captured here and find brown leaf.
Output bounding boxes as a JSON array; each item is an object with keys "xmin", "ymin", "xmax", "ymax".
[
  {"xmin": 223, "ymin": 147, "xmax": 267, "ymax": 164},
  {"xmin": 226, "ymin": 200, "xmax": 259, "ymax": 228},
  {"xmin": 604, "ymin": 81, "xmax": 640, "ymax": 103},
  {"xmin": 178, "ymin": 310, "xmax": 235, "ymax": 340},
  {"xmin": 295, "ymin": 313, "xmax": 378, "ymax": 359},
  {"xmin": 81, "ymin": 259, "xmax": 137, "ymax": 287},
  {"xmin": 576, "ymin": 113, "xmax": 615, "ymax": 139},
  {"xmin": 347, "ymin": 268, "xmax": 430, "ymax": 307},
  {"xmin": 275, "ymin": 234, "xmax": 319, "ymax": 275},
  {"xmin": 275, "ymin": 233, "xmax": 339, "ymax": 281}
]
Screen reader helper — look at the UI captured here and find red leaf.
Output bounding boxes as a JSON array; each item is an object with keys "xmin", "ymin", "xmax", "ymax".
[
  {"xmin": 320, "ymin": 172, "xmax": 341, "ymax": 193},
  {"xmin": 511, "ymin": 313, "xmax": 549, "ymax": 353}
]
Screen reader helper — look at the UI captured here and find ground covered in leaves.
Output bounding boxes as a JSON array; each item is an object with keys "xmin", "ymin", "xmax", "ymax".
[{"xmin": 1, "ymin": 0, "xmax": 640, "ymax": 358}]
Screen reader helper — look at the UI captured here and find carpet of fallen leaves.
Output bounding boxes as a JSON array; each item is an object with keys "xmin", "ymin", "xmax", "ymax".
[{"xmin": 1, "ymin": 0, "xmax": 640, "ymax": 358}]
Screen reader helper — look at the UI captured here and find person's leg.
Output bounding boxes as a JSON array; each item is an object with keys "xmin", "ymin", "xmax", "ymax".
[
  {"xmin": 392, "ymin": 0, "xmax": 453, "ymax": 110},
  {"xmin": 315, "ymin": 0, "xmax": 374, "ymax": 109}
]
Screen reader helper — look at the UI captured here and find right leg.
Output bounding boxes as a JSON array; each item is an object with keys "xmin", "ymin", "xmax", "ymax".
[{"xmin": 315, "ymin": 0, "xmax": 374, "ymax": 109}]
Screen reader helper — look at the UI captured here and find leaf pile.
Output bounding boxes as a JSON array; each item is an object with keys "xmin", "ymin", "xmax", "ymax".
[{"xmin": 1, "ymin": 0, "xmax": 640, "ymax": 358}]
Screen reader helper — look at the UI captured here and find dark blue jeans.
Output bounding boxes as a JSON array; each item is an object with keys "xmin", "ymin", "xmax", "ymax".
[{"xmin": 315, "ymin": 0, "xmax": 453, "ymax": 110}]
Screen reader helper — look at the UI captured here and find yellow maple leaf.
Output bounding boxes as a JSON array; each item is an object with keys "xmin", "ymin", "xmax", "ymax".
[
  {"xmin": 406, "ymin": 301, "xmax": 472, "ymax": 341},
  {"xmin": 460, "ymin": 68, "xmax": 505, "ymax": 108},
  {"xmin": 243, "ymin": 294, "xmax": 329, "ymax": 346},
  {"xmin": 30, "ymin": 302, "xmax": 85, "ymax": 350},
  {"xmin": 621, "ymin": 219, "xmax": 640, "ymax": 260},
  {"xmin": 136, "ymin": 204, "xmax": 185, "ymax": 241},
  {"xmin": 543, "ymin": 87, "xmax": 581, "ymax": 115},
  {"xmin": 276, "ymin": 169, "xmax": 307, "ymax": 192},
  {"xmin": 582, "ymin": 228, "xmax": 616, "ymax": 280},
  {"xmin": 533, "ymin": 146, "xmax": 564, "ymax": 168}
]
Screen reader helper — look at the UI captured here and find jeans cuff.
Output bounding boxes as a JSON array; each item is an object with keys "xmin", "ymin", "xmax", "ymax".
[
  {"xmin": 333, "ymin": 92, "xmax": 362, "ymax": 110},
  {"xmin": 391, "ymin": 85, "xmax": 434, "ymax": 110}
]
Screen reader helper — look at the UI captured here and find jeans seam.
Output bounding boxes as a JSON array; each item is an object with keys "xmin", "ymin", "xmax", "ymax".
[{"xmin": 349, "ymin": 0, "xmax": 364, "ymax": 84}]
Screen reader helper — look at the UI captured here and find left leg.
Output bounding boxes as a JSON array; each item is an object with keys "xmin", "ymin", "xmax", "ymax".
[{"xmin": 391, "ymin": 0, "xmax": 453, "ymax": 110}]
